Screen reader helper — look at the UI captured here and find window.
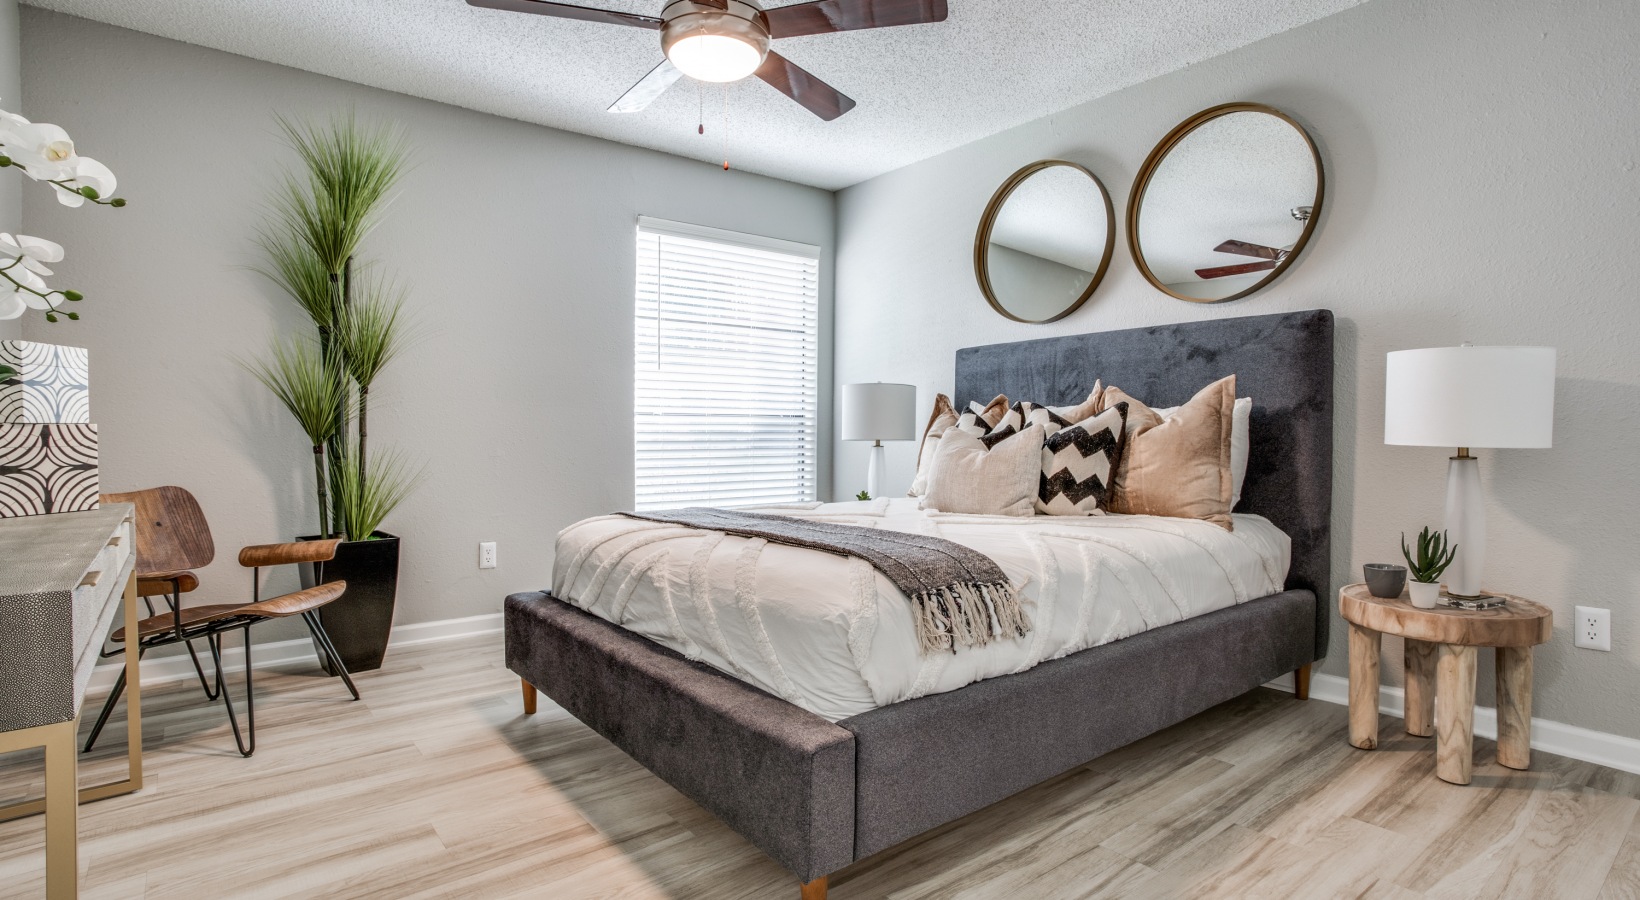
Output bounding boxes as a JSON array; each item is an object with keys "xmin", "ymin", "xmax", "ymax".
[{"xmin": 635, "ymin": 217, "xmax": 820, "ymax": 510}]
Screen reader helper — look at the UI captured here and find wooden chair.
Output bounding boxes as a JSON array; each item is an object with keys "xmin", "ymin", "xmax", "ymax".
[{"xmin": 85, "ymin": 486, "xmax": 360, "ymax": 757}]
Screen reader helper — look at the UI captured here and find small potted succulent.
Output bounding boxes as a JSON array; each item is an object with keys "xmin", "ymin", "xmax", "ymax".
[{"xmin": 1401, "ymin": 526, "xmax": 1457, "ymax": 609}]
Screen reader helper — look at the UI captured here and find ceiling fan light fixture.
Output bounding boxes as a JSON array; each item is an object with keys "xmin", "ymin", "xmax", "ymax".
[
  {"xmin": 661, "ymin": 0, "xmax": 770, "ymax": 83},
  {"xmin": 668, "ymin": 32, "xmax": 763, "ymax": 81}
]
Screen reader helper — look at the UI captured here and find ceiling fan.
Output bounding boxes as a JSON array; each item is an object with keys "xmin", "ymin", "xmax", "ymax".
[
  {"xmin": 1193, "ymin": 205, "xmax": 1313, "ymax": 279},
  {"xmin": 1193, "ymin": 239, "xmax": 1289, "ymax": 279},
  {"xmin": 467, "ymin": 0, "xmax": 949, "ymax": 121}
]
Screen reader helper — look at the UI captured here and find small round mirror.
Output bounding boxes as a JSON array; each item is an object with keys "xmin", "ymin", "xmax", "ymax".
[
  {"xmin": 1128, "ymin": 103, "xmax": 1323, "ymax": 303},
  {"xmin": 974, "ymin": 161, "xmax": 1115, "ymax": 324}
]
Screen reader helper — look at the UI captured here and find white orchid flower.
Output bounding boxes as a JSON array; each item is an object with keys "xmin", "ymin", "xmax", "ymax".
[
  {"xmin": 0, "ymin": 233, "xmax": 64, "ymax": 277},
  {"xmin": 53, "ymin": 156, "xmax": 118, "ymax": 207},
  {"xmin": 2, "ymin": 120, "xmax": 78, "ymax": 182},
  {"xmin": 0, "ymin": 290, "xmax": 24, "ymax": 320}
]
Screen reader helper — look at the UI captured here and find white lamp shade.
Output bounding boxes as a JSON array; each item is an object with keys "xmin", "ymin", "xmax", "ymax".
[
  {"xmin": 841, "ymin": 382, "xmax": 917, "ymax": 442},
  {"xmin": 1384, "ymin": 346, "xmax": 1556, "ymax": 448}
]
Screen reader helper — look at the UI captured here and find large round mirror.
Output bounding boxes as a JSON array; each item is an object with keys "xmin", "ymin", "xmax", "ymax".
[
  {"xmin": 974, "ymin": 160, "xmax": 1115, "ymax": 324},
  {"xmin": 1128, "ymin": 103, "xmax": 1323, "ymax": 303}
]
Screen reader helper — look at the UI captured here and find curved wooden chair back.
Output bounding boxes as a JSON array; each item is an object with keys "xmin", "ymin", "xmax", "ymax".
[{"xmin": 102, "ymin": 485, "xmax": 215, "ymax": 576}]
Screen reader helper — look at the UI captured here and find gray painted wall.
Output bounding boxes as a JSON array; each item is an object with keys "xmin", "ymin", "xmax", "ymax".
[
  {"xmin": 0, "ymin": 0, "xmax": 18, "ymax": 342},
  {"xmin": 833, "ymin": 0, "xmax": 1640, "ymax": 737},
  {"xmin": 20, "ymin": 9, "xmax": 835, "ymax": 644}
]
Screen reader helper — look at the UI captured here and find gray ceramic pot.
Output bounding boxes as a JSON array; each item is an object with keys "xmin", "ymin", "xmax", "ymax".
[{"xmin": 1364, "ymin": 563, "xmax": 1408, "ymax": 599}]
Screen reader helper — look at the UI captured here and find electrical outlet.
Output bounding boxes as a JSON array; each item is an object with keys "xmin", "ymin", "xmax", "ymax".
[
  {"xmin": 1574, "ymin": 605, "xmax": 1611, "ymax": 651},
  {"xmin": 479, "ymin": 541, "xmax": 497, "ymax": 569}
]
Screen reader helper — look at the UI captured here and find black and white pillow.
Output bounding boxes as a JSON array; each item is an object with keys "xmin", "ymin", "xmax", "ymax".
[
  {"xmin": 956, "ymin": 400, "xmax": 1023, "ymax": 439},
  {"xmin": 1020, "ymin": 402, "xmax": 1129, "ymax": 515}
]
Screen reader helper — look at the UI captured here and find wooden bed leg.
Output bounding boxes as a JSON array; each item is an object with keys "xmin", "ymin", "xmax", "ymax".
[
  {"xmin": 1294, "ymin": 663, "xmax": 1312, "ymax": 701},
  {"xmin": 800, "ymin": 875, "xmax": 827, "ymax": 900},
  {"xmin": 521, "ymin": 678, "xmax": 537, "ymax": 715}
]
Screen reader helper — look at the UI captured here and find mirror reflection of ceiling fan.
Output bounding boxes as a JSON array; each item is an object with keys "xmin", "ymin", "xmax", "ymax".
[
  {"xmin": 467, "ymin": 0, "xmax": 950, "ymax": 121},
  {"xmin": 1193, "ymin": 205, "xmax": 1313, "ymax": 279}
]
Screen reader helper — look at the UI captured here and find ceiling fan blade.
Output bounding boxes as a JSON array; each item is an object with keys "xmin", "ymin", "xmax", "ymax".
[
  {"xmin": 764, "ymin": 0, "xmax": 947, "ymax": 39},
  {"xmin": 466, "ymin": 0, "xmax": 661, "ymax": 29},
  {"xmin": 1194, "ymin": 260, "xmax": 1280, "ymax": 279},
  {"xmin": 1211, "ymin": 239, "xmax": 1284, "ymax": 260},
  {"xmin": 608, "ymin": 59, "xmax": 684, "ymax": 113},
  {"xmin": 755, "ymin": 50, "xmax": 857, "ymax": 120}
]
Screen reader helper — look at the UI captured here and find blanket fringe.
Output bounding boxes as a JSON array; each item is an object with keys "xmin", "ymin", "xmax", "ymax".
[{"xmin": 912, "ymin": 582, "xmax": 1030, "ymax": 654}]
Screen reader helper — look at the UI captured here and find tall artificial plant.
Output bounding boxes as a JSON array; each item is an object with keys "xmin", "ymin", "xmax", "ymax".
[{"xmin": 250, "ymin": 112, "xmax": 419, "ymax": 540}]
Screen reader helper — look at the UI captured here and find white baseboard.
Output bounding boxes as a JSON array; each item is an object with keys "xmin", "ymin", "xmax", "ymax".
[
  {"xmin": 95, "ymin": 617, "xmax": 1638, "ymax": 777},
  {"xmin": 1266, "ymin": 671, "xmax": 1640, "ymax": 776},
  {"xmin": 88, "ymin": 612, "xmax": 503, "ymax": 692}
]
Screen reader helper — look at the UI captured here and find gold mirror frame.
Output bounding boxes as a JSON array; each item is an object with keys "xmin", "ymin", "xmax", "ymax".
[
  {"xmin": 1126, "ymin": 102, "xmax": 1325, "ymax": 304},
  {"xmin": 974, "ymin": 160, "xmax": 1116, "ymax": 324}
]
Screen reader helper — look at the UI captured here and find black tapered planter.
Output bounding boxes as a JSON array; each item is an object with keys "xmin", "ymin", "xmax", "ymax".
[{"xmin": 298, "ymin": 530, "xmax": 400, "ymax": 673}]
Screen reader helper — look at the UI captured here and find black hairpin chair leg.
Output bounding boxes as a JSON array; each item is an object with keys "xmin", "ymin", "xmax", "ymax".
[
  {"xmin": 210, "ymin": 625, "xmax": 257, "ymax": 758},
  {"xmin": 303, "ymin": 611, "xmax": 360, "ymax": 701},
  {"xmin": 83, "ymin": 646, "xmax": 146, "ymax": 753}
]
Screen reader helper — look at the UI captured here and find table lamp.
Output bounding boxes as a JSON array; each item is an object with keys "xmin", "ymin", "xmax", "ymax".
[
  {"xmin": 1384, "ymin": 344, "xmax": 1556, "ymax": 607},
  {"xmin": 841, "ymin": 382, "xmax": 916, "ymax": 499}
]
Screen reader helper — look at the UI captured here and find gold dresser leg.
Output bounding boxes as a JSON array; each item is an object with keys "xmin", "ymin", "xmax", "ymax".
[
  {"xmin": 1495, "ymin": 646, "xmax": 1533, "ymax": 769},
  {"xmin": 43, "ymin": 718, "xmax": 79, "ymax": 900},
  {"xmin": 1435, "ymin": 644, "xmax": 1478, "ymax": 785},
  {"xmin": 1347, "ymin": 623, "xmax": 1382, "ymax": 750},
  {"xmin": 1403, "ymin": 638, "xmax": 1437, "ymax": 737}
]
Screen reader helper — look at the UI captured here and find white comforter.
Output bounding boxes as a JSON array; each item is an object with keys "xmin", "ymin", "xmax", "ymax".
[{"xmin": 552, "ymin": 498, "xmax": 1290, "ymax": 722}]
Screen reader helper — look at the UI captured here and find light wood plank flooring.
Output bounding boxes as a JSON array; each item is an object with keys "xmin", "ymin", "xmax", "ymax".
[{"xmin": 3, "ymin": 632, "xmax": 1638, "ymax": 899}]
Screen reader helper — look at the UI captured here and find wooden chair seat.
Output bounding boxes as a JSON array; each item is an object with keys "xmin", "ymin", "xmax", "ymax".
[
  {"xmin": 114, "ymin": 604, "xmax": 249, "ymax": 641},
  {"xmin": 112, "ymin": 582, "xmax": 348, "ymax": 641},
  {"xmin": 238, "ymin": 582, "xmax": 347, "ymax": 619}
]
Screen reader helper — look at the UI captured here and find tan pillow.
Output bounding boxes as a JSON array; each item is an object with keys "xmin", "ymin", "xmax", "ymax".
[
  {"xmin": 908, "ymin": 409, "xmax": 959, "ymax": 498},
  {"xmin": 1101, "ymin": 375, "xmax": 1235, "ymax": 530},
  {"xmin": 1047, "ymin": 381, "xmax": 1104, "ymax": 423},
  {"xmin": 920, "ymin": 424, "xmax": 1044, "ymax": 517},
  {"xmin": 976, "ymin": 394, "xmax": 1010, "ymax": 428},
  {"xmin": 908, "ymin": 394, "xmax": 958, "ymax": 497}
]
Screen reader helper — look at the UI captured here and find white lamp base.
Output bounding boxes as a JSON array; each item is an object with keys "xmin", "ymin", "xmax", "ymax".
[
  {"xmin": 866, "ymin": 442, "xmax": 884, "ymax": 499},
  {"xmin": 1444, "ymin": 453, "xmax": 1491, "ymax": 601}
]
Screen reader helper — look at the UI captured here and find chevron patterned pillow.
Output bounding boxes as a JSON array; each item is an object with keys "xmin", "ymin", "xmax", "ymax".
[{"xmin": 1022, "ymin": 402, "xmax": 1129, "ymax": 515}]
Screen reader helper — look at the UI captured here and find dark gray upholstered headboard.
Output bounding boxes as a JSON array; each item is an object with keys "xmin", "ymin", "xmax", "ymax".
[{"xmin": 955, "ymin": 309, "xmax": 1333, "ymax": 658}]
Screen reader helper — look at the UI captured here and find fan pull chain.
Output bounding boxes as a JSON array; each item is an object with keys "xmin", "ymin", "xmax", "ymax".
[
  {"xmin": 697, "ymin": 79, "xmax": 704, "ymax": 135},
  {"xmin": 722, "ymin": 82, "xmax": 730, "ymax": 170}
]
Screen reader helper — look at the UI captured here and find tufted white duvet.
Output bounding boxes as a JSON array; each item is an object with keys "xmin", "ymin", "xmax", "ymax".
[{"xmin": 551, "ymin": 498, "xmax": 1290, "ymax": 722}]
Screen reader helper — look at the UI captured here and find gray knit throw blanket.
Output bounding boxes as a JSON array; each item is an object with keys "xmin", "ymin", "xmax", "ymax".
[{"xmin": 621, "ymin": 507, "xmax": 1029, "ymax": 654}]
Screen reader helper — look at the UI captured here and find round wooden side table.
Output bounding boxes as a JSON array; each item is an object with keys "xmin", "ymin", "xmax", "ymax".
[{"xmin": 1339, "ymin": 583, "xmax": 1552, "ymax": 785}]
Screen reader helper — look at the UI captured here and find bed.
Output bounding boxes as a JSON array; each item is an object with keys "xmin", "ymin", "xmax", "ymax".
[{"xmin": 504, "ymin": 308, "xmax": 1334, "ymax": 898}]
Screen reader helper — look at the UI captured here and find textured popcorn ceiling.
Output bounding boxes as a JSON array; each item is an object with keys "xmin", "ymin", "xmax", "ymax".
[{"xmin": 25, "ymin": 0, "xmax": 1364, "ymax": 189}]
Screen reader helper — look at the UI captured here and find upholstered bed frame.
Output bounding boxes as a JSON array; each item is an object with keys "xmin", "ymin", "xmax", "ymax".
[{"xmin": 505, "ymin": 308, "xmax": 1334, "ymax": 898}]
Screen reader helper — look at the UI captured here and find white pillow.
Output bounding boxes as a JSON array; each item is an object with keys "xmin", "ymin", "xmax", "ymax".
[
  {"xmin": 1154, "ymin": 396, "xmax": 1251, "ymax": 508},
  {"xmin": 920, "ymin": 424, "xmax": 1044, "ymax": 517}
]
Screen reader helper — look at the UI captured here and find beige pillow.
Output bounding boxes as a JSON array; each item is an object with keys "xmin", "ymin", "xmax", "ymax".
[
  {"xmin": 1047, "ymin": 381, "xmax": 1104, "ymax": 423},
  {"xmin": 908, "ymin": 394, "xmax": 959, "ymax": 497},
  {"xmin": 1101, "ymin": 375, "xmax": 1235, "ymax": 530},
  {"xmin": 908, "ymin": 409, "xmax": 959, "ymax": 498},
  {"xmin": 920, "ymin": 424, "xmax": 1044, "ymax": 517}
]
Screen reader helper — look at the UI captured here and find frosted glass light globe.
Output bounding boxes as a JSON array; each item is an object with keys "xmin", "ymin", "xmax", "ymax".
[{"xmin": 667, "ymin": 33, "xmax": 763, "ymax": 83}]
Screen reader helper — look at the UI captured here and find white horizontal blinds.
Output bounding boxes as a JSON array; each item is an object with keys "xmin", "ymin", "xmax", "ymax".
[{"xmin": 635, "ymin": 220, "xmax": 820, "ymax": 511}]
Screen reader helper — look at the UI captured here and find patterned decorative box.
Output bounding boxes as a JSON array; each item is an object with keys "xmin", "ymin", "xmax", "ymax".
[
  {"xmin": 0, "ymin": 341, "xmax": 90, "ymax": 424},
  {"xmin": 0, "ymin": 423, "xmax": 99, "ymax": 517}
]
